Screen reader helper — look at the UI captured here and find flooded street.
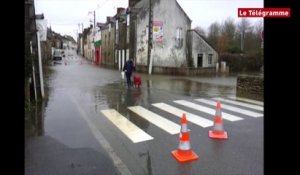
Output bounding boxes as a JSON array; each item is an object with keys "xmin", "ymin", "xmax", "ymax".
[{"xmin": 25, "ymin": 52, "xmax": 263, "ymax": 175}]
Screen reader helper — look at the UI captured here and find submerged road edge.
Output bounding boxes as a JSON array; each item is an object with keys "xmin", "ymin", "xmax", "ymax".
[{"xmin": 68, "ymin": 93, "xmax": 133, "ymax": 175}]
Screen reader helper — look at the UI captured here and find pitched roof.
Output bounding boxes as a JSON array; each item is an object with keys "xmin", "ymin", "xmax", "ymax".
[
  {"xmin": 175, "ymin": 1, "xmax": 192, "ymax": 23},
  {"xmin": 64, "ymin": 35, "xmax": 76, "ymax": 43},
  {"xmin": 189, "ymin": 29, "xmax": 218, "ymax": 52},
  {"xmin": 133, "ymin": 0, "xmax": 192, "ymax": 23}
]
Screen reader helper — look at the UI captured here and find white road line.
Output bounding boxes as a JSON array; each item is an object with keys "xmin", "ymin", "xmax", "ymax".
[
  {"xmin": 174, "ymin": 100, "xmax": 243, "ymax": 122},
  {"xmin": 128, "ymin": 106, "xmax": 181, "ymax": 135},
  {"xmin": 101, "ymin": 109, "xmax": 154, "ymax": 143},
  {"xmin": 228, "ymin": 96, "xmax": 264, "ymax": 106},
  {"xmin": 195, "ymin": 99, "xmax": 263, "ymax": 118},
  {"xmin": 68, "ymin": 94, "xmax": 132, "ymax": 175},
  {"xmin": 152, "ymin": 103, "xmax": 213, "ymax": 128},
  {"xmin": 213, "ymin": 97, "xmax": 264, "ymax": 111}
]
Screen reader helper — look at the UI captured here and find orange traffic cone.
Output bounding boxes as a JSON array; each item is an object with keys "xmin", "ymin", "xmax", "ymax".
[
  {"xmin": 171, "ymin": 113, "xmax": 199, "ymax": 163},
  {"xmin": 209, "ymin": 101, "xmax": 228, "ymax": 139}
]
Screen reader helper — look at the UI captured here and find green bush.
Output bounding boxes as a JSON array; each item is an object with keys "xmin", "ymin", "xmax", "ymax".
[
  {"xmin": 221, "ymin": 52, "xmax": 263, "ymax": 72},
  {"xmin": 227, "ymin": 46, "xmax": 242, "ymax": 54}
]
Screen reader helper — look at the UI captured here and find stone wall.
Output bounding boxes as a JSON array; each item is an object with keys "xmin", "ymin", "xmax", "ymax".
[{"xmin": 236, "ymin": 74, "xmax": 264, "ymax": 101}]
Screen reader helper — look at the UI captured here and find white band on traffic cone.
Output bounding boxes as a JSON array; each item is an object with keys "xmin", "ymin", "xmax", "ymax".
[
  {"xmin": 213, "ymin": 123, "xmax": 224, "ymax": 132},
  {"xmin": 215, "ymin": 109, "xmax": 221, "ymax": 117},
  {"xmin": 178, "ymin": 141, "xmax": 191, "ymax": 150},
  {"xmin": 181, "ymin": 123, "xmax": 188, "ymax": 133}
]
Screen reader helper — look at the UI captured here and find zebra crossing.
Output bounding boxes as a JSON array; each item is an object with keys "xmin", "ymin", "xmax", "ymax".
[
  {"xmin": 174, "ymin": 100, "xmax": 243, "ymax": 121},
  {"xmin": 212, "ymin": 97, "xmax": 263, "ymax": 111},
  {"xmin": 101, "ymin": 109, "xmax": 154, "ymax": 143},
  {"xmin": 128, "ymin": 106, "xmax": 181, "ymax": 135},
  {"xmin": 195, "ymin": 98, "xmax": 263, "ymax": 118},
  {"xmin": 152, "ymin": 102, "xmax": 214, "ymax": 128},
  {"xmin": 100, "ymin": 97, "xmax": 264, "ymax": 143},
  {"xmin": 228, "ymin": 96, "xmax": 264, "ymax": 106}
]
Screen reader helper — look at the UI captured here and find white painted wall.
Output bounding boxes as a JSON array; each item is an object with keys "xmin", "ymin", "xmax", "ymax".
[
  {"xmin": 135, "ymin": 0, "xmax": 191, "ymax": 67},
  {"xmin": 135, "ymin": 5, "xmax": 149, "ymax": 66},
  {"xmin": 152, "ymin": 0, "xmax": 190, "ymax": 67},
  {"xmin": 80, "ymin": 38, "xmax": 83, "ymax": 55},
  {"xmin": 87, "ymin": 31, "xmax": 95, "ymax": 61},
  {"xmin": 190, "ymin": 31, "xmax": 218, "ymax": 68},
  {"xmin": 95, "ymin": 29, "xmax": 101, "ymax": 41}
]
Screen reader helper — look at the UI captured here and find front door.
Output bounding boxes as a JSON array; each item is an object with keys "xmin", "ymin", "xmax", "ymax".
[
  {"xmin": 197, "ymin": 54, "xmax": 203, "ymax": 67},
  {"xmin": 96, "ymin": 50, "xmax": 100, "ymax": 65}
]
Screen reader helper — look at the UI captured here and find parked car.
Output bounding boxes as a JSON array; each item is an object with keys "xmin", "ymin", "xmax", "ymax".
[{"xmin": 53, "ymin": 49, "xmax": 63, "ymax": 61}]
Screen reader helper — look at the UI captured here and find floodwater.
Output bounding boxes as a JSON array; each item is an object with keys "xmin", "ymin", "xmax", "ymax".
[
  {"xmin": 25, "ymin": 52, "xmax": 263, "ymax": 175},
  {"xmin": 25, "ymin": 54, "xmax": 262, "ymax": 138}
]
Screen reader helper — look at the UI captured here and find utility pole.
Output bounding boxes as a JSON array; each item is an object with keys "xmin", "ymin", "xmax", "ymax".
[
  {"xmin": 36, "ymin": 31, "xmax": 44, "ymax": 98},
  {"xmin": 78, "ymin": 23, "xmax": 80, "ymax": 54},
  {"xmin": 94, "ymin": 10, "xmax": 96, "ymax": 29},
  {"xmin": 148, "ymin": 0, "xmax": 153, "ymax": 74},
  {"xmin": 241, "ymin": 31, "xmax": 244, "ymax": 52},
  {"xmin": 82, "ymin": 23, "xmax": 84, "ymax": 57}
]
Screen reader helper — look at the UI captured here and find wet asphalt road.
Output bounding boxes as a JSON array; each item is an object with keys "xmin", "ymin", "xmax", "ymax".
[{"xmin": 25, "ymin": 52, "xmax": 263, "ymax": 175}]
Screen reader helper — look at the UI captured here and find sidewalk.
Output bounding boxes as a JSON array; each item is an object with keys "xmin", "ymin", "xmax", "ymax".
[{"xmin": 24, "ymin": 64, "xmax": 119, "ymax": 175}]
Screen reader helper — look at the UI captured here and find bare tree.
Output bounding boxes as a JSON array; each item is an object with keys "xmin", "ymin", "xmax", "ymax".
[
  {"xmin": 244, "ymin": 19, "xmax": 263, "ymax": 53},
  {"xmin": 207, "ymin": 21, "xmax": 221, "ymax": 50},
  {"xmin": 194, "ymin": 26, "xmax": 206, "ymax": 38},
  {"xmin": 217, "ymin": 31, "xmax": 229, "ymax": 53},
  {"xmin": 222, "ymin": 17, "xmax": 236, "ymax": 46},
  {"xmin": 254, "ymin": 19, "xmax": 264, "ymax": 36},
  {"xmin": 217, "ymin": 17, "xmax": 237, "ymax": 53},
  {"xmin": 237, "ymin": 18, "xmax": 252, "ymax": 51}
]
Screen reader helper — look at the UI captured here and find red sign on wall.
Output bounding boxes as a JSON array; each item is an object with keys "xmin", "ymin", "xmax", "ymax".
[{"xmin": 153, "ymin": 21, "xmax": 163, "ymax": 43}]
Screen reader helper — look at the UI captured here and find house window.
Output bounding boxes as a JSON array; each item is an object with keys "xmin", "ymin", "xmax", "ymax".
[
  {"xmin": 116, "ymin": 29, "xmax": 119, "ymax": 44},
  {"xmin": 176, "ymin": 27, "xmax": 183, "ymax": 48},
  {"xmin": 208, "ymin": 54, "xmax": 213, "ymax": 65},
  {"xmin": 127, "ymin": 27, "xmax": 129, "ymax": 44},
  {"xmin": 127, "ymin": 14, "xmax": 130, "ymax": 26},
  {"xmin": 116, "ymin": 20, "xmax": 119, "ymax": 30}
]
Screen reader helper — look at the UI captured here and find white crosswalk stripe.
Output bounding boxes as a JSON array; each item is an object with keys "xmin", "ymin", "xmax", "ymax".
[
  {"xmin": 128, "ymin": 106, "xmax": 181, "ymax": 135},
  {"xmin": 228, "ymin": 96, "xmax": 264, "ymax": 106},
  {"xmin": 213, "ymin": 97, "xmax": 263, "ymax": 111},
  {"xmin": 101, "ymin": 109, "xmax": 154, "ymax": 143},
  {"xmin": 174, "ymin": 100, "xmax": 243, "ymax": 121},
  {"xmin": 195, "ymin": 98, "xmax": 263, "ymax": 118},
  {"xmin": 152, "ymin": 103, "xmax": 214, "ymax": 128},
  {"xmin": 100, "ymin": 97, "xmax": 263, "ymax": 143}
]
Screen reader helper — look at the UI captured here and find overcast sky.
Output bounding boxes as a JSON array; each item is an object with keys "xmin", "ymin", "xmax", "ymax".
[{"xmin": 34, "ymin": 0, "xmax": 263, "ymax": 40}]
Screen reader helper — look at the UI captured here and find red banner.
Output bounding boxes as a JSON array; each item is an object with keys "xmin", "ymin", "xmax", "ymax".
[{"xmin": 238, "ymin": 8, "xmax": 290, "ymax": 18}]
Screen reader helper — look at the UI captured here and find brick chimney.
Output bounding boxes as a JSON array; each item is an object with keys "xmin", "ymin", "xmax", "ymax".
[
  {"xmin": 106, "ymin": 16, "xmax": 111, "ymax": 23},
  {"xmin": 129, "ymin": 0, "xmax": 140, "ymax": 7},
  {"xmin": 117, "ymin": 7, "xmax": 125, "ymax": 14}
]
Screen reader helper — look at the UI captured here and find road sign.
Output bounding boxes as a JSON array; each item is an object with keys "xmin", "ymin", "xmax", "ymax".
[{"xmin": 36, "ymin": 19, "xmax": 47, "ymax": 41}]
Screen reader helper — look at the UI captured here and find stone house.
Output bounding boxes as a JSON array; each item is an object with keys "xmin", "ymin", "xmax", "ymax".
[{"xmin": 128, "ymin": 0, "xmax": 218, "ymax": 74}]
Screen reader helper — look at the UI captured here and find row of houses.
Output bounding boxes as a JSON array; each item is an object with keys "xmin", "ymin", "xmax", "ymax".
[
  {"xmin": 25, "ymin": 0, "xmax": 77, "ymax": 102},
  {"xmin": 78, "ymin": 0, "xmax": 220, "ymax": 75},
  {"xmin": 40, "ymin": 28, "xmax": 77, "ymax": 63}
]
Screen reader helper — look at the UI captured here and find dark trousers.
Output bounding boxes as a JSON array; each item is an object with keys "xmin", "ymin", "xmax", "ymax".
[{"xmin": 125, "ymin": 73, "xmax": 132, "ymax": 87}]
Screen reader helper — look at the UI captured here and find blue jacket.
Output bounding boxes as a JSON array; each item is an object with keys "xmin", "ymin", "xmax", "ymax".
[{"xmin": 123, "ymin": 60, "xmax": 135, "ymax": 74}]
